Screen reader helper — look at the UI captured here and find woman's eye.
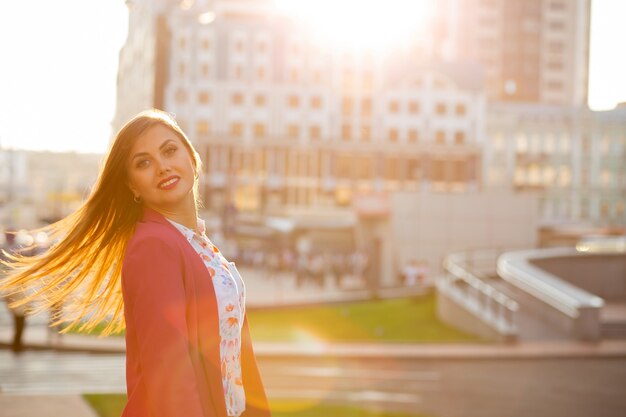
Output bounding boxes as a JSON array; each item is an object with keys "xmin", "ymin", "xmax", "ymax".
[
  {"xmin": 136, "ymin": 159, "xmax": 149, "ymax": 168},
  {"xmin": 164, "ymin": 146, "xmax": 177, "ymax": 155}
]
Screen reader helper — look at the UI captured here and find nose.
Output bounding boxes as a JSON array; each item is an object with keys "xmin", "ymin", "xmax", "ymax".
[{"xmin": 156, "ymin": 157, "xmax": 171, "ymax": 175}]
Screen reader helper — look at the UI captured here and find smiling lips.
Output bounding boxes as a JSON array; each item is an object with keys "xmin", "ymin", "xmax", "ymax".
[{"xmin": 158, "ymin": 176, "xmax": 180, "ymax": 190}]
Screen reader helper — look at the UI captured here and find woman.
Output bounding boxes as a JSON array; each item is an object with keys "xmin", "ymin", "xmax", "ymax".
[{"xmin": 0, "ymin": 109, "xmax": 271, "ymax": 417}]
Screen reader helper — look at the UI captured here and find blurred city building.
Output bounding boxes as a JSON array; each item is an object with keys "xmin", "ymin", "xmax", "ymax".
[
  {"xmin": 0, "ymin": 150, "xmax": 101, "ymax": 228},
  {"xmin": 486, "ymin": 102, "xmax": 626, "ymax": 228},
  {"xmin": 0, "ymin": 149, "xmax": 28, "ymax": 227},
  {"xmin": 435, "ymin": 0, "xmax": 591, "ymax": 106},
  {"xmin": 112, "ymin": 0, "xmax": 624, "ymax": 282}
]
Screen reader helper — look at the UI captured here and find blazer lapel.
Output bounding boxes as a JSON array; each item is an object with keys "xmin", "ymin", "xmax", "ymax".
[{"xmin": 140, "ymin": 207, "xmax": 228, "ymax": 415}]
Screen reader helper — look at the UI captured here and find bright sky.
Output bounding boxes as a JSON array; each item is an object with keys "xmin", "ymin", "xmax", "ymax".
[{"xmin": 0, "ymin": 0, "xmax": 624, "ymax": 154}]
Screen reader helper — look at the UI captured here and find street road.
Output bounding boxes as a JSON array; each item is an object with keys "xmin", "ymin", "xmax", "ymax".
[{"xmin": 1, "ymin": 350, "xmax": 625, "ymax": 417}]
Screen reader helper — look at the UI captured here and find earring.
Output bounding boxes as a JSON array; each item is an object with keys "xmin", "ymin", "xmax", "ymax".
[{"xmin": 133, "ymin": 195, "xmax": 142, "ymax": 204}]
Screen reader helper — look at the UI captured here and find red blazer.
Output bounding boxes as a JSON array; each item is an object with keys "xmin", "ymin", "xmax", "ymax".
[{"xmin": 121, "ymin": 208, "xmax": 271, "ymax": 417}]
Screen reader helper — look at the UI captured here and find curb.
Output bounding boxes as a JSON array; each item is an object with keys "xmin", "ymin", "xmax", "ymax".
[{"xmin": 3, "ymin": 338, "xmax": 626, "ymax": 360}]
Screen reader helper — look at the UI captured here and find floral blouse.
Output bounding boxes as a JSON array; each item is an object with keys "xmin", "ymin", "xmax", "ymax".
[{"xmin": 167, "ymin": 218, "xmax": 246, "ymax": 417}]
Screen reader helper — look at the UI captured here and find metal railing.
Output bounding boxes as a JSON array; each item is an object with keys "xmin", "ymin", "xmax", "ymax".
[{"xmin": 438, "ymin": 250, "xmax": 519, "ymax": 336}]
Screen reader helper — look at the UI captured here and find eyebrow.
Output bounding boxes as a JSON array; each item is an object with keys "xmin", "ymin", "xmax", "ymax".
[{"xmin": 131, "ymin": 139, "xmax": 177, "ymax": 161}]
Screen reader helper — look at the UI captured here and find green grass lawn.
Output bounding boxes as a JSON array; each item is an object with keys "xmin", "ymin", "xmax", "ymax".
[
  {"xmin": 73, "ymin": 294, "xmax": 480, "ymax": 343},
  {"xmin": 83, "ymin": 394, "xmax": 433, "ymax": 417},
  {"xmin": 247, "ymin": 294, "xmax": 480, "ymax": 343}
]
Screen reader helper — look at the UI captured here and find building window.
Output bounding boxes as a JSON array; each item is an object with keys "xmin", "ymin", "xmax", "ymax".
[
  {"xmin": 255, "ymin": 94, "xmax": 266, "ymax": 107},
  {"xmin": 343, "ymin": 70, "xmax": 354, "ymax": 91},
  {"xmin": 388, "ymin": 128, "xmax": 399, "ymax": 142},
  {"xmin": 384, "ymin": 157, "xmax": 400, "ymax": 180},
  {"xmin": 389, "ymin": 100, "xmax": 400, "ymax": 113},
  {"xmin": 342, "ymin": 97, "xmax": 353, "ymax": 114},
  {"xmin": 310, "ymin": 125, "xmax": 321, "ymax": 140},
  {"xmin": 312, "ymin": 69, "xmax": 322, "ymax": 83},
  {"xmin": 407, "ymin": 158, "xmax": 422, "ymax": 181},
  {"xmin": 257, "ymin": 41, "xmax": 267, "ymax": 53},
  {"xmin": 198, "ymin": 91, "xmax": 211, "ymax": 104},
  {"xmin": 234, "ymin": 65, "xmax": 243, "ymax": 79},
  {"xmin": 455, "ymin": 131, "xmax": 465, "ymax": 145},
  {"xmin": 408, "ymin": 101, "xmax": 420, "ymax": 114},
  {"xmin": 601, "ymin": 201, "xmax": 611, "ymax": 217},
  {"xmin": 196, "ymin": 121, "xmax": 210, "ymax": 135},
  {"xmin": 288, "ymin": 95, "xmax": 300, "ymax": 108},
  {"xmin": 254, "ymin": 123, "xmax": 266, "ymax": 139},
  {"xmin": 408, "ymin": 129, "xmax": 418, "ymax": 143},
  {"xmin": 287, "ymin": 124, "xmax": 299, "ymax": 139},
  {"xmin": 179, "ymin": 36, "xmax": 187, "ymax": 49},
  {"xmin": 558, "ymin": 165, "xmax": 571, "ymax": 187},
  {"xmin": 201, "ymin": 63, "xmax": 210, "ymax": 78},
  {"xmin": 310, "ymin": 96, "xmax": 322, "ymax": 109},
  {"xmin": 549, "ymin": 1, "xmax": 566, "ymax": 11},
  {"xmin": 548, "ymin": 60, "xmax": 564, "ymax": 71},
  {"xmin": 232, "ymin": 93, "xmax": 244, "ymax": 105},
  {"xmin": 549, "ymin": 20, "xmax": 565, "ymax": 31},
  {"xmin": 175, "ymin": 88, "xmax": 187, "ymax": 103},
  {"xmin": 436, "ymin": 131, "xmax": 446, "ymax": 144},
  {"xmin": 337, "ymin": 155, "xmax": 352, "ymax": 179},
  {"xmin": 342, "ymin": 124, "xmax": 351, "ymax": 140},
  {"xmin": 362, "ymin": 72, "xmax": 373, "ymax": 90},
  {"xmin": 436, "ymin": 103, "xmax": 446, "ymax": 115},
  {"xmin": 601, "ymin": 169, "xmax": 612, "ymax": 187},
  {"xmin": 289, "ymin": 68, "xmax": 299, "ymax": 83},
  {"xmin": 231, "ymin": 122, "xmax": 243, "ymax": 138},
  {"xmin": 547, "ymin": 80, "xmax": 563, "ymax": 91},
  {"xmin": 256, "ymin": 67, "xmax": 267, "ymax": 80},
  {"xmin": 361, "ymin": 125, "xmax": 371, "ymax": 142},
  {"xmin": 235, "ymin": 40, "xmax": 244, "ymax": 53},
  {"xmin": 455, "ymin": 103, "xmax": 466, "ymax": 116},
  {"xmin": 432, "ymin": 160, "xmax": 445, "ymax": 182},
  {"xmin": 434, "ymin": 77, "xmax": 448, "ymax": 89},
  {"xmin": 201, "ymin": 38, "xmax": 211, "ymax": 50},
  {"xmin": 549, "ymin": 41, "xmax": 564, "ymax": 53},
  {"xmin": 361, "ymin": 97, "xmax": 372, "ymax": 116},
  {"xmin": 179, "ymin": 62, "xmax": 187, "ymax": 77},
  {"xmin": 453, "ymin": 160, "xmax": 466, "ymax": 182},
  {"xmin": 354, "ymin": 156, "xmax": 372, "ymax": 179}
]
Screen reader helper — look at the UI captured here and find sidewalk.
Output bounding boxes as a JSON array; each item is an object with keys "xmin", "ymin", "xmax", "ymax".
[
  {"xmin": 2, "ymin": 266, "xmax": 626, "ymax": 359},
  {"xmin": 2, "ymin": 268, "xmax": 626, "ymax": 417},
  {"xmin": 0, "ymin": 394, "xmax": 97, "ymax": 417}
]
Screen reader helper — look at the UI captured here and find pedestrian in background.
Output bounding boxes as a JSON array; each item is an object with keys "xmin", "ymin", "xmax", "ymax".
[
  {"xmin": 1, "ymin": 231, "xmax": 33, "ymax": 353},
  {"xmin": 0, "ymin": 110, "xmax": 270, "ymax": 417},
  {"xmin": 402, "ymin": 258, "xmax": 420, "ymax": 287}
]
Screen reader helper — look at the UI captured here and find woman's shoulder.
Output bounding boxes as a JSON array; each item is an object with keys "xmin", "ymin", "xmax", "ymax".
[{"xmin": 126, "ymin": 221, "xmax": 183, "ymax": 254}]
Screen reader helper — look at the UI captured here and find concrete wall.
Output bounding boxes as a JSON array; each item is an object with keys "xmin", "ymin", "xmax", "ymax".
[
  {"xmin": 531, "ymin": 254, "xmax": 626, "ymax": 301},
  {"xmin": 391, "ymin": 189, "xmax": 540, "ymax": 279}
]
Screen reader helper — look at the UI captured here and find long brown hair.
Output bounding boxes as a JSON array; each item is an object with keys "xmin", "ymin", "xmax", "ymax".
[{"xmin": 0, "ymin": 109, "xmax": 203, "ymax": 336}]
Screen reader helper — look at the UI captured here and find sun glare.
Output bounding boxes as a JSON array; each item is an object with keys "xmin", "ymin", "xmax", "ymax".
[
  {"xmin": 273, "ymin": 0, "xmax": 433, "ymax": 52},
  {"xmin": 291, "ymin": 327, "xmax": 328, "ymax": 353}
]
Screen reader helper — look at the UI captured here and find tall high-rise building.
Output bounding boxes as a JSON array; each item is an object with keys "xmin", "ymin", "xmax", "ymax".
[{"xmin": 439, "ymin": 0, "xmax": 591, "ymax": 106}]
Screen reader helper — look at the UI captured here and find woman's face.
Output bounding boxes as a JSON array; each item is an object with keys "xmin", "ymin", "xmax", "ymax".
[{"xmin": 126, "ymin": 124, "xmax": 197, "ymax": 214}]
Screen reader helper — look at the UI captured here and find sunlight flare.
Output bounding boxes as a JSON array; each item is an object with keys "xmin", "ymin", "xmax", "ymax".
[{"xmin": 273, "ymin": 0, "xmax": 434, "ymax": 52}]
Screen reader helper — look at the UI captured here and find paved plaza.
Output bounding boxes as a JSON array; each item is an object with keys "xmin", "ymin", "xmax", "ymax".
[{"xmin": 1, "ymin": 267, "xmax": 626, "ymax": 417}]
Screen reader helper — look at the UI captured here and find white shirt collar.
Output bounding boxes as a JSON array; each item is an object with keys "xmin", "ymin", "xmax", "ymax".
[{"xmin": 166, "ymin": 217, "xmax": 207, "ymax": 243}]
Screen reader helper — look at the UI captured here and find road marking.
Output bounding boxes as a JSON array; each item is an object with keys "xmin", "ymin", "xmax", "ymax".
[
  {"xmin": 273, "ymin": 365, "xmax": 440, "ymax": 381},
  {"xmin": 267, "ymin": 388, "xmax": 421, "ymax": 404}
]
